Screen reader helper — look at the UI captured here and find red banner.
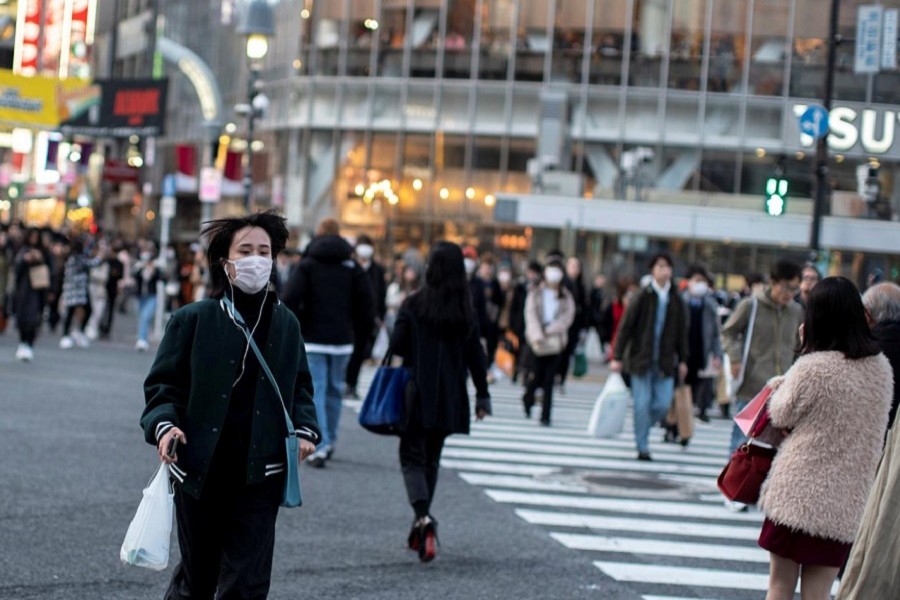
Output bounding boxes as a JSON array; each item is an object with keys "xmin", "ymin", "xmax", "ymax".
[{"xmin": 175, "ymin": 145, "xmax": 196, "ymax": 177}]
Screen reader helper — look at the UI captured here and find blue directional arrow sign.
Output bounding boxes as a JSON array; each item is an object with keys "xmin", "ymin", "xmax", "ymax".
[{"xmin": 799, "ymin": 105, "xmax": 829, "ymax": 140}]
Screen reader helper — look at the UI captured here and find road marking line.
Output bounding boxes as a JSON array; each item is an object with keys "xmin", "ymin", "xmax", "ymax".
[
  {"xmin": 442, "ymin": 448, "xmax": 723, "ymax": 477},
  {"xmin": 593, "ymin": 562, "xmax": 838, "ymax": 594},
  {"xmin": 458, "ymin": 472, "xmax": 589, "ymax": 493},
  {"xmin": 486, "ymin": 490, "xmax": 762, "ymax": 522},
  {"xmin": 552, "ymin": 533, "xmax": 767, "ymax": 563},
  {"xmin": 515, "ymin": 509, "xmax": 761, "ymax": 540},
  {"xmin": 440, "ymin": 460, "xmax": 558, "ymax": 476}
]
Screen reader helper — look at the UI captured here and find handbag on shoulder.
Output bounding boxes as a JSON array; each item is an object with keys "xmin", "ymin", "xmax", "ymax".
[
  {"xmin": 530, "ymin": 333, "xmax": 564, "ymax": 357},
  {"xmin": 717, "ymin": 385, "xmax": 777, "ymax": 505},
  {"xmin": 28, "ymin": 264, "xmax": 51, "ymax": 290},
  {"xmin": 358, "ymin": 352, "xmax": 413, "ymax": 435}
]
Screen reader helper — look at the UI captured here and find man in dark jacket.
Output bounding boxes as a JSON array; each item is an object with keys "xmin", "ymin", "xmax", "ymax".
[
  {"xmin": 284, "ymin": 219, "xmax": 375, "ymax": 467},
  {"xmin": 345, "ymin": 234, "xmax": 386, "ymax": 399},
  {"xmin": 863, "ymin": 282, "xmax": 900, "ymax": 429},
  {"xmin": 610, "ymin": 253, "xmax": 688, "ymax": 461}
]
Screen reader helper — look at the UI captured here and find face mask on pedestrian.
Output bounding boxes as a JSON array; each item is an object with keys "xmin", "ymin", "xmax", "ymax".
[
  {"xmin": 226, "ymin": 255, "xmax": 272, "ymax": 294},
  {"xmin": 464, "ymin": 258, "xmax": 477, "ymax": 275},
  {"xmin": 140, "ymin": 251, "xmax": 152, "ymax": 261},
  {"xmin": 544, "ymin": 267, "xmax": 564, "ymax": 285},
  {"xmin": 356, "ymin": 244, "xmax": 374, "ymax": 261},
  {"xmin": 498, "ymin": 271, "xmax": 512, "ymax": 286},
  {"xmin": 689, "ymin": 280, "xmax": 709, "ymax": 296}
]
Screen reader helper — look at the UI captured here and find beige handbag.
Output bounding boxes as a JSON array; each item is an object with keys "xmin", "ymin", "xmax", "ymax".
[
  {"xmin": 28, "ymin": 264, "xmax": 51, "ymax": 290},
  {"xmin": 530, "ymin": 333, "xmax": 564, "ymax": 357}
]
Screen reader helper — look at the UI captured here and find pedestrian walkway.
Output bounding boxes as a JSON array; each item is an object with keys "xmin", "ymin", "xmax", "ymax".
[{"xmin": 350, "ymin": 373, "xmax": 835, "ymax": 600}]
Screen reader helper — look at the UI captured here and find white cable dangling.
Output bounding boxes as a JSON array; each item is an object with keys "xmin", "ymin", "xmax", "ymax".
[{"xmin": 225, "ymin": 265, "xmax": 268, "ymax": 388}]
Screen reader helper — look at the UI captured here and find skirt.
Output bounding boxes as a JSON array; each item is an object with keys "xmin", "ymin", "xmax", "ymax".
[{"xmin": 758, "ymin": 518, "xmax": 852, "ymax": 568}]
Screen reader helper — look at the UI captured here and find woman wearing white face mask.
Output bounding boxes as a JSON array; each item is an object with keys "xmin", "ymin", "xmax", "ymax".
[
  {"xmin": 141, "ymin": 211, "xmax": 320, "ymax": 599},
  {"xmin": 681, "ymin": 265, "xmax": 723, "ymax": 424},
  {"xmin": 522, "ymin": 260, "xmax": 576, "ymax": 425}
]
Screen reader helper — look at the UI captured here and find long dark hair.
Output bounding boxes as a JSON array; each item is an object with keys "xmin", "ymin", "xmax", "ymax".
[
  {"xmin": 407, "ymin": 241, "xmax": 474, "ymax": 333},
  {"xmin": 202, "ymin": 210, "xmax": 288, "ymax": 298},
  {"xmin": 798, "ymin": 276, "xmax": 880, "ymax": 359}
]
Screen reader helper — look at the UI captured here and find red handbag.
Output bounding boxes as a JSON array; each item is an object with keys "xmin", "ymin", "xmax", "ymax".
[{"xmin": 717, "ymin": 390, "xmax": 777, "ymax": 505}]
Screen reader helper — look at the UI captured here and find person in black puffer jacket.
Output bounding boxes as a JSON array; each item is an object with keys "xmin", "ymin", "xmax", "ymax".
[{"xmin": 283, "ymin": 218, "xmax": 375, "ymax": 467}]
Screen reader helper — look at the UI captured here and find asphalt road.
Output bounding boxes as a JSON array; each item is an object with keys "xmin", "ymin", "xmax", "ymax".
[{"xmin": 0, "ymin": 318, "xmax": 638, "ymax": 600}]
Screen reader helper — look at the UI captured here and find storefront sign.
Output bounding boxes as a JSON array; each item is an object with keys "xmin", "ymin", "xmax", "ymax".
[
  {"xmin": 791, "ymin": 103, "xmax": 900, "ymax": 158},
  {"xmin": 199, "ymin": 167, "xmax": 222, "ymax": 203},
  {"xmin": 60, "ymin": 79, "xmax": 168, "ymax": 137},
  {"xmin": 0, "ymin": 70, "xmax": 95, "ymax": 128}
]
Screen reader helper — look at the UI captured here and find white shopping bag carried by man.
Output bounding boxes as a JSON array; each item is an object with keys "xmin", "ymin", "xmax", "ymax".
[
  {"xmin": 120, "ymin": 462, "xmax": 174, "ymax": 571},
  {"xmin": 587, "ymin": 373, "xmax": 631, "ymax": 438}
]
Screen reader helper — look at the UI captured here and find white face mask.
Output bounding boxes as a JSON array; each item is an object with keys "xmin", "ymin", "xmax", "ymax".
[
  {"xmin": 464, "ymin": 258, "xmax": 478, "ymax": 275},
  {"xmin": 689, "ymin": 281, "xmax": 709, "ymax": 296},
  {"xmin": 498, "ymin": 271, "xmax": 512, "ymax": 285},
  {"xmin": 356, "ymin": 244, "xmax": 374, "ymax": 260},
  {"xmin": 227, "ymin": 255, "xmax": 272, "ymax": 294},
  {"xmin": 544, "ymin": 267, "xmax": 564, "ymax": 285}
]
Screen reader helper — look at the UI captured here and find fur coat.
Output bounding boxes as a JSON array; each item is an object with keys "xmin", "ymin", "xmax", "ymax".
[{"xmin": 758, "ymin": 351, "xmax": 893, "ymax": 543}]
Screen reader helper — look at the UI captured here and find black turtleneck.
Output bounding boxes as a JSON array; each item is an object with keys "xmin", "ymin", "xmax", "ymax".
[{"xmin": 208, "ymin": 286, "xmax": 276, "ymax": 490}]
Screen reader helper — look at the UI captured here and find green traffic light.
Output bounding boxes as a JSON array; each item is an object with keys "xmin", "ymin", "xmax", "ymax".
[{"xmin": 765, "ymin": 177, "xmax": 788, "ymax": 216}]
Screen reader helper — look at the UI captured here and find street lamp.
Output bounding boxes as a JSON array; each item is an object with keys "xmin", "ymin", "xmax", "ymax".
[{"xmin": 238, "ymin": 0, "xmax": 275, "ymax": 210}]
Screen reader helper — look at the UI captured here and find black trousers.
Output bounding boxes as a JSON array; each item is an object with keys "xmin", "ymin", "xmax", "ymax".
[
  {"xmin": 62, "ymin": 303, "xmax": 91, "ymax": 336},
  {"xmin": 166, "ymin": 476, "xmax": 282, "ymax": 600},
  {"xmin": 523, "ymin": 352, "xmax": 564, "ymax": 423},
  {"xmin": 399, "ymin": 423, "xmax": 448, "ymax": 515},
  {"xmin": 691, "ymin": 377, "xmax": 715, "ymax": 415},
  {"xmin": 345, "ymin": 330, "xmax": 375, "ymax": 390},
  {"xmin": 100, "ymin": 288, "xmax": 118, "ymax": 336},
  {"xmin": 557, "ymin": 330, "xmax": 581, "ymax": 387}
]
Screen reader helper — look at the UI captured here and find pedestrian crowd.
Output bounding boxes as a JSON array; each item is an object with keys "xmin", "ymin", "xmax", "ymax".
[
  {"xmin": 0, "ymin": 221, "xmax": 222, "ymax": 360},
  {"xmin": 9, "ymin": 213, "xmax": 896, "ymax": 599}
]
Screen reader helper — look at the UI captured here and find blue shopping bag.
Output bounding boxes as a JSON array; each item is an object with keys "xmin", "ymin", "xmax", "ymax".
[{"xmin": 359, "ymin": 360, "xmax": 411, "ymax": 435}]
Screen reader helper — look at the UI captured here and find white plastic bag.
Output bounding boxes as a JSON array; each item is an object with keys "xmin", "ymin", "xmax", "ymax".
[
  {"xmin": 120, "ymin": 463, "xmax": 174, "ymax": 571},
  {"xmin": 371, "ymin": 325, "xmax": 390, "ymax": 362},
  {"xmin": 587, "ymin": 373, "xmax": 631, "ymax": 438}
]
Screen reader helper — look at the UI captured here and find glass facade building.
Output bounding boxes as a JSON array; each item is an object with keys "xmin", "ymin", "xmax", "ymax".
[{"xmin": 101, "ymin": 0, "xmax": 900, "ymax": 279}]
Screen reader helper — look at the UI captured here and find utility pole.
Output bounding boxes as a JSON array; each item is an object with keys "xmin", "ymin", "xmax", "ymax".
[{"xmin": 811, "ymin": 0, "xmax": 841, "ymax": 256}]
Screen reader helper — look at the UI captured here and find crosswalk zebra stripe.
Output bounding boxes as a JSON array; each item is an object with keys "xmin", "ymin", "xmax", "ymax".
[
  {"xmin": 486, "ymin": 490, "xmax": 762, "ymax": 522},
  {"xmin": 552, "ymin": 533, "xmax": 768, "ymax": 563},
  {"xmin": 468, "ymin": 428, "xmax": 730, "ymax": 453},
  {"xmin": 440, "ymin": 459, "xmax": 558, "ymax": 476},
  {"xmin": 458, "ymin": 472, "xmax": 589, "ymax": 493},
  {"xmin": 447, "ymin": 437, "xmax": 731, "ymax": 467},
  {"xmin": 515, "ymin": 509, "xmax": 761, "ymax": 540},
  {"xmin": 594, "ymin": 562, "xmax": 839, "ymax": 594},
  {"xmin": 442, "ymin": 448, "xmax": 724, "ymax": 477},
  {"xmin": 595, "ymin": 562, "xmax": 769, "ymax": 591}
]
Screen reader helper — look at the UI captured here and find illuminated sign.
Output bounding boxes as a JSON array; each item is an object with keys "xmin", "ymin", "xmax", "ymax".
[{"xmin": 793, "ymin": 104, "xmax": 900, "ymax": 157}]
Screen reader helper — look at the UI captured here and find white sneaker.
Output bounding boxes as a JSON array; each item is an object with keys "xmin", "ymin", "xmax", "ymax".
[
  {"xmin": 85, "ymin": 326, "xmax": 99, "ymax": 341},
  {"xmin": 16, "ymin": 344, "xmax": 33, "ymax": 362},
  {"xmin": 59, "ymin": 336, "xmax": 74, "ymax": 350},
  {"xmin": 135, "ymin": 339, "xmax": 150, "ymax": 352},
  {"xmin": 72, "ymin": 331, "xmax": 90, "ymax": 348}
]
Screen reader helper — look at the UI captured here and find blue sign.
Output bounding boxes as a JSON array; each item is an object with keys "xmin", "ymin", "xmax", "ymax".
[
  {"xmin": 162, "ymin": 174, "xmax": 176, "ymax": 198},
  {"xmin": 799, "ymin": 105, "xmax": 829, "ymax": 139}
]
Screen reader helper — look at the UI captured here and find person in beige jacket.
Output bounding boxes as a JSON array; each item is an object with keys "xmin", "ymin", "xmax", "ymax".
[
  {"xmin": 522, "ymin": 259, "xmax": 575, "ymax": 426},
  {"xmin": 722, "ymin": 260, "xmax": 803, "ymax": 457},
  {"xmin": 756, "ymin": 277, "xmax": 893, "ymax": 600}
]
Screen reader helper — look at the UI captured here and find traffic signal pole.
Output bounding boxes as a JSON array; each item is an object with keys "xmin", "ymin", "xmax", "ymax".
[{"xmin": 811, "ymin": 0, "xmax": 841, "ymax": 254}]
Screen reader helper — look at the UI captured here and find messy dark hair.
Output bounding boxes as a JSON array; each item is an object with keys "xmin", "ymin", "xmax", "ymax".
[{"xmin": 203, "ymin": 210, "xmax": 288, "ymax": 298}]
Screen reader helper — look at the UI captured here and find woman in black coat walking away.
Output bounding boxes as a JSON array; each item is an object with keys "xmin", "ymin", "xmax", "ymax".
[
  {"xmin": 390, "ymin": 241, "xmax": 492, "ymax": 562},
  {"xmin": 13, "ymin": 228, "xmax": 50, "ymax": 362}
]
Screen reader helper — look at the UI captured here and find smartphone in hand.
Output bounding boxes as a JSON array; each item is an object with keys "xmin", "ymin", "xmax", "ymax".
[{"xmin": 167, "ymin": 437, "xmax": 179, "ymax": 459}]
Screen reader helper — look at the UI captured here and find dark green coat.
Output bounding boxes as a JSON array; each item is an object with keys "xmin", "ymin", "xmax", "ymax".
[{"xmin": 140, "ymin": 298, "xmax": 320, "ymax": 499}]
